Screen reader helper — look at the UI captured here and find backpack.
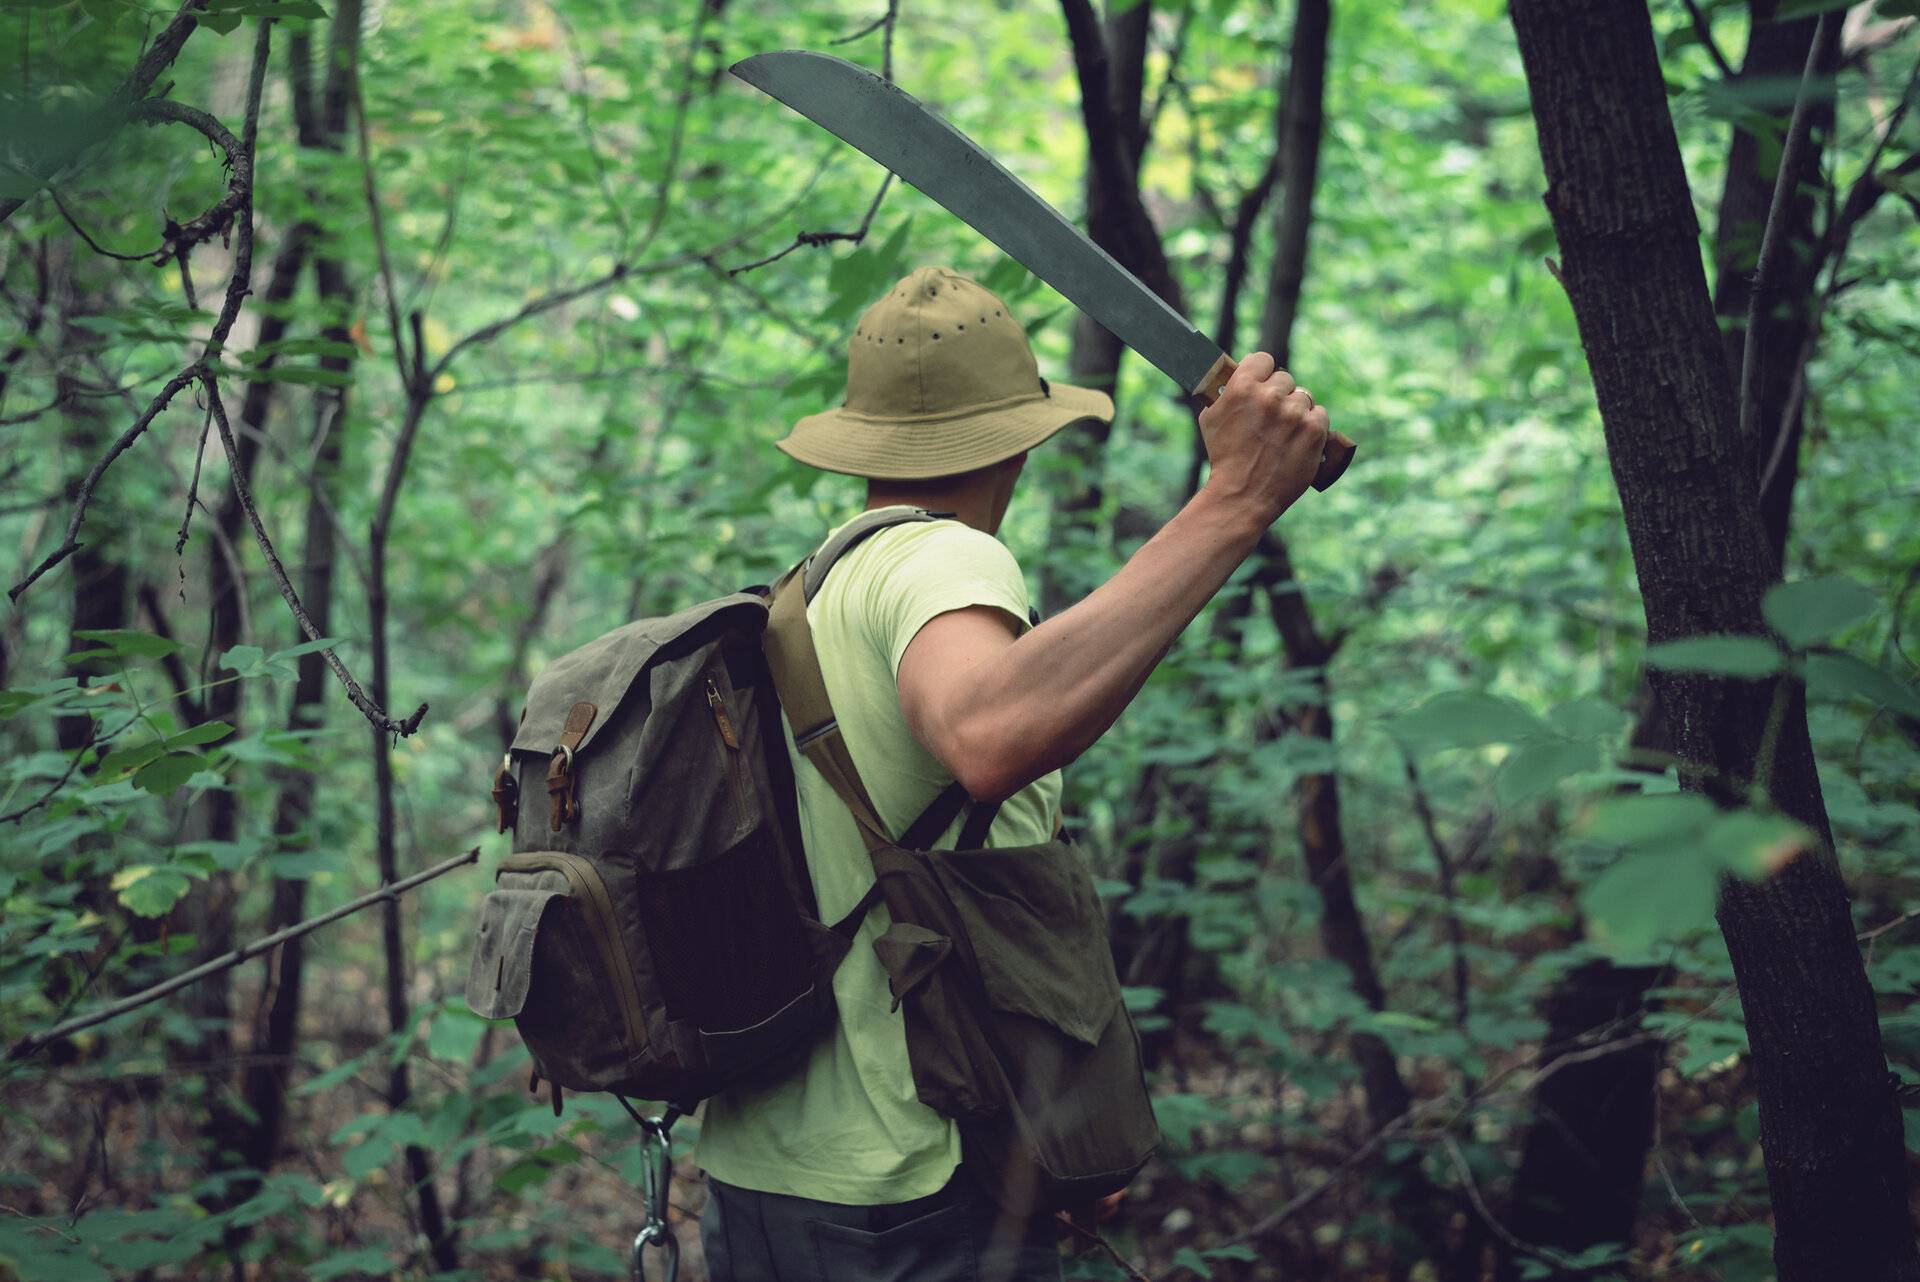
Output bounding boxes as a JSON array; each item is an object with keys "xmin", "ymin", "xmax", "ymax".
[
  {"xmin": 465, "ymin": 508, "xmax": 1159, "ymax": 1211},
  {"xmin": 461, "ymin": 509, "xmax": 947, "ymax": 1113}
]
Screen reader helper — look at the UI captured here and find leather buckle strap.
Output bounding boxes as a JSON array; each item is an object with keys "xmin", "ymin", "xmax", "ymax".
[
  {"xmin": 546, "ymin": 701, "xmax": 597, "ymax": 829},
  {"xmin": 491, "ymin": 752, "xmax": 518, "ymax": 833}
]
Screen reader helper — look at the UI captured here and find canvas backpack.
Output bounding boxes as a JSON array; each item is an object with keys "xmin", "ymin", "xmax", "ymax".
[{"xmin": 462, "ymin": 529, "xmax": 893, "ymax": 1114}]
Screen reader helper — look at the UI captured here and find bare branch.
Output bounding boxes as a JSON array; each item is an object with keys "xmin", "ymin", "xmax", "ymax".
[
  {"xmin": 1737, "ymin": 12, "xmax": 1836, "ymax": 455},
  {"xmin": 1680, "ymin": 0, "xmax": 1736, "ymax": 82},
  {"xmin": 6, "ymin": 848, "xmax": 480, "ymax": 1062},
  {"xmin": 728, "ymin": 0, "xmax": 901, "ymax": 276},
  {"xmin": 49, "ymin": 187, "xmax": 160, "ymax": 262},
  {"xmin": 8, "ymin": 367, "xmax": 201, "ymax": 602},
  {"xmin": 202, "ymin": 373, "xmax": 426, "ymax": 735}
]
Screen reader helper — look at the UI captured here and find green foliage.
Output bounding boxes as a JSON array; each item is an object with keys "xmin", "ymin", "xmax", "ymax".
[{"xmin": 0, "ymin": 0, "xmax": 1915, "ymax": 1278}]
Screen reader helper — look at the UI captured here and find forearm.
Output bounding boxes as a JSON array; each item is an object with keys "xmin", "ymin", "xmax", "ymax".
[{"xmin": 938, "ymin": 488, "xmax": 1267, "ymax": 799}]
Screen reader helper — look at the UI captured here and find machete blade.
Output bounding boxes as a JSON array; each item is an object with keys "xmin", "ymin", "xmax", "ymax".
[{"xmin": 729, "ymin": 49, "xmax": 1226, "ymax": 396}]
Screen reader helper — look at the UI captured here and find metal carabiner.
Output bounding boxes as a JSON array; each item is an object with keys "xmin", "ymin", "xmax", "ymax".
[
  {"xmin": 631, "ymin": 1221, "xmax": 679, "ymax": 1282},
  {"xmin": 628, "ymin": 1112, "xmax": 678, "ymax": 1282}
]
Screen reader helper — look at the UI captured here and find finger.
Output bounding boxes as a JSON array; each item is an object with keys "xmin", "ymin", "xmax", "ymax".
[
  {"xmin": 1265, "ymin": 367, "xmax": 1296, "ymax": 398},
  {"xmin": 1228, "ymin": 351, "xmax": 1275, "ymax": 390},
  {"xmin": 1295, "ymin": 386, "xmax": 1314, "ymax": 409},
  {"xmin": 1306, "ymin": 404, "xmax": 1331, "ymax": 438},
  {"xmin": 1283, "ymin": 386, "xmax": 1315, "ymax": 415}
]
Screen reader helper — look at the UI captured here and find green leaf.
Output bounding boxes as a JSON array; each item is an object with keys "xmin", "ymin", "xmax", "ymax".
[
  {"xmin": 1171, "ymin": 1246, "xmax": 1213, "ymax": 1279},
  {"xmin": 96, "ymin": 742, "xmax": 167, "ymax": 778},
  {"xmin": 1387, "ymin": 691, "xmax": 1547, "ymax": 750},
  {"xmin": 1575, "ymin": 792, "xmax": 1717, "ymax": 847},
  {"xmin": 1495, "ymin": 738, "xmax": 1595, "ymax": 806},
  {"xmin": 219, "ymin": 644, "xmax": 265, "ymax": 674},
  {"xmin": 110, "ymin": 865, "xmax": 193, "ymax": 917},
  {"xmin": 1580, "ymin": 849, "xmax": 1720, "ymax": 961},
  {"xmin": 1763, "ymin": 576, "xmax": 1878, "ymax": 648},
  {"xmin": 1645, "ymin": 635, "xmax": 1782, "ymax": 677},
  {"xmin": 132, "ymin": 751, "xmax": 205, "ymax": 795},
  {"xmin": 1700, "ymin": 810, "xmax": 1812, "ymax": 878},
  {"xmin": 1805, "ymin": 652, "xmax": 1920, "ymax": 719},
  {"xmin": 165, "ymin": 721, "xmax": 235, "ymax": 749},
  {"xmin": 266, "ymin": 636, "xmax": 343, "ymax": 665},
  {"xmin": 69, "ymin": 629, "xmax": 184, "ymax": 660}
]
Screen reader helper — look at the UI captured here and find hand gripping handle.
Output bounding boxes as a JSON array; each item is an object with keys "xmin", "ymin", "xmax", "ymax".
[{"xmin": 1194, "ymin": 353, "xmax": 1356, "ymax": 492}]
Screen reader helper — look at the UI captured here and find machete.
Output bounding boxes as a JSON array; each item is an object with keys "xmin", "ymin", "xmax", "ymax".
[{"xmin": 729, "ymin": 48, "xmax": 1356, "ymax": 491}]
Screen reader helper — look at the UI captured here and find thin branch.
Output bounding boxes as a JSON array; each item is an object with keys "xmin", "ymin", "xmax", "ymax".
[
  {"xmin": 9, "ymin": 367, "xmax": 201, "ymax": 602},
  {"xmin": 1442, "ymin": 1136, "xmax": 1588, "ymax": 1272},
  {"xmin": 175, "ymin": 396, "xmax": 214, "ymax": 555},
  {"xmin": 0, "ymin": 720, "xmax": 98, "ymax": 824},
  {"xmin": 1402, "ymin": 752, "xmax": 1471, "ymax": 1029},
  {"xmin": 351, "ymin": 59, "xmax": 414, "ymax": 396},
  {"xmin": 6, "ymin": 848, "xmax": 480, "ymax": 1062},
  {"xmin": 1681, "ymin": 0, "xmax": 1736, "ymax": 82},
  {"xmin": 1758, "ymin": 50, "xmax": 1920, "ymax": 499},
  {"xmin": 202, "ymin": 373, "xmax": 426, "ymax": 734},
  {"xmin": 1737, "ymin": 12, "xmax": 1835, "ymax": 455},
  {"xmin": 1056, "ymin": 1216, "xmax": 1152, "ymax": 1282},
  {"xmin": 49, "ymin": 187, "xmax": 160, "ymax": 262},
  {"xmin": 633, "ymin": 0, "xmax": 716, "ymax": 256},
  {"xmin": 728, "ymin": 0, "xmax": 901, "ymax": 276},
  {"xmin": 727, "ymin": 172, "xmax": 894, "ymax": 276}
]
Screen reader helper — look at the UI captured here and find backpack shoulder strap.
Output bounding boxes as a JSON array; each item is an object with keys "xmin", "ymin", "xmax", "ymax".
[
  {"xmin": 763, "ymin": 508, "xmax": 966, "ymax": 853},
  {"xmin": 802, "ymin": 507, "xmax": 951, "ymax": 602}
]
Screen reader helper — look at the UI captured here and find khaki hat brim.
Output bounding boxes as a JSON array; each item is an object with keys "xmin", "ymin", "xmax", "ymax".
[{"xmin": 776, "ymin": 382, "xmax": 1114, "ymax": 481}]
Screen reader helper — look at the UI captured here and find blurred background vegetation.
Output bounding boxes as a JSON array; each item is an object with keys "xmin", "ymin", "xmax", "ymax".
[{"xmin": 1, "ymin": 0, "xmax": 1917, "ymax": 1278}]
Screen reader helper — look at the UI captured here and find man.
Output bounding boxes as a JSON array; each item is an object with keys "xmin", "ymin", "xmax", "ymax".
[{"xmin": 695, "ymin": 265, "xmax": 1329, "ymax": 1280}]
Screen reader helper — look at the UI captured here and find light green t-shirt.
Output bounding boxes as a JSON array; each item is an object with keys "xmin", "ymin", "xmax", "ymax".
[{"xmin": 694, "ymin": 507, "xmax": 1063, "ymax": 1204}]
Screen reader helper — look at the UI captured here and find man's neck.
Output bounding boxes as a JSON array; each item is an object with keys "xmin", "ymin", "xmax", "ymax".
[{"xmin": 864, "ymin": 479, "xmax": 1000, "ymax": 533}]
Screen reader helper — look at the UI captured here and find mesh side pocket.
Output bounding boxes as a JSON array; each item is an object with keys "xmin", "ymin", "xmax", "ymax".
[{"xmin": 634, "ymin": 823, "xmax": 813, "ymax": 1032}]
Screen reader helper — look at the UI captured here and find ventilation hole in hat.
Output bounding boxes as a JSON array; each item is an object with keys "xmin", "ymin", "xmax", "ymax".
[
  {"xmin": 931, "ymin": 332, "xmax": 941, "ymax": 339},
  {"xmin": 994, "ymin": 309, "xmax": 1002, "ymax": 316},
  {"xmin": 957, "ymin": 323, "xmax": 965, "ymax": 331},
  {"xmin": 897, "ymin": 336, "xmax": 905, "ymax": 344},
  {"xmin": 979, "ymin": 316, "xmax": 987, "ymax": 323}
]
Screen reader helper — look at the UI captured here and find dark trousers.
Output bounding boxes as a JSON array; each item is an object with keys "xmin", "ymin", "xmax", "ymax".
[{"xmin": 698, "ymin": 1164, "xmax": 1063, "ymax": 1282}]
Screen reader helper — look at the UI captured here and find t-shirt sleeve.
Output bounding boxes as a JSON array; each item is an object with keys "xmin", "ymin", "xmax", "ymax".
[{"xmin": 868, "ymin": 524, "xmax": 1033, "ymax": 677}]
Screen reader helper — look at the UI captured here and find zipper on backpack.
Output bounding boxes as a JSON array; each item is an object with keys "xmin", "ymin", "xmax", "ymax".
[
  {"xmin": 499, "ymin": 851, "xmax": 649, "ymax": 1057},
  {"xmin": 705, "ymin": 678, "xmax": 740, "ymax": 749},
  {"xmin": 706, "ymin": 676, "xmax": 754, "ymax": 822}
]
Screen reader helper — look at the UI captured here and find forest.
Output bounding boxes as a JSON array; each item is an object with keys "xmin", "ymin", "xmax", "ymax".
[{"xmin": 1, "ymin": 0, "xmax": 1918, "ymax": 1278}]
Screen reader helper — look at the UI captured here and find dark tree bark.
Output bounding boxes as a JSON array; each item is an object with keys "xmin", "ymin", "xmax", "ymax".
[
  {"xmin": 1507, "ymin": 5, "xmax": 1918, "ymax": 1279},
  {"xmin": 1498, "ymin": 9, "xmax": 1838, "ymax": 1270},
  {"xmin": 1044, "ymin": 0, "xmax": 1160, "ymax": 619}
]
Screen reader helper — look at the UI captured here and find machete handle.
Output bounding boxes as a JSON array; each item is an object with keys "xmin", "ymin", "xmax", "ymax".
[{"xmin": 1195, "ymin": 353, "xmax": 1356, "ymax": 492}]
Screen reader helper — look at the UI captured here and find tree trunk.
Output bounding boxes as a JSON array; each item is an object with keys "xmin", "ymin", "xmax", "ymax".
[
  {"xmin": 1044, "ymin": 0, "xmax": 1157, "ymax": 619},
  {"xmin": 1507, "ymin": 5, "xmax": 1918, "ymax": 1278},
  {"xmin": 1498, "ymin": 9, "xmax": 1839, "ymax": 1270}
]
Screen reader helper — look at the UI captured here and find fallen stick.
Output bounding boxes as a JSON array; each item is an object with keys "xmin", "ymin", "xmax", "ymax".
[{"xmin": 6, "ymin": 847, "xmax": 481, "ymax": 1062}]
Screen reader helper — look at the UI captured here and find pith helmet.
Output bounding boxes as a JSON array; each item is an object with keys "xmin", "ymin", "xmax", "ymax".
[{"xmin": 776, "ymin": 266, "xmax": 1114, "ymax": 480}]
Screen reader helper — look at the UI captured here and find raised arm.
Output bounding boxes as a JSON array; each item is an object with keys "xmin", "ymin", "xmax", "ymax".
[{"xmin": 897, "ymin": 352, "xmax": 1330, "ymax": 802}]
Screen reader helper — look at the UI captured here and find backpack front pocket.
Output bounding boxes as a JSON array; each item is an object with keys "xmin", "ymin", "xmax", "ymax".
[{"xmin": 465, "ymin": 857, "xmax": 649, "ymax": 1092}]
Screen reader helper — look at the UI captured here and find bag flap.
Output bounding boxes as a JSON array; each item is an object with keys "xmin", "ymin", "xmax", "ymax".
[
  {"xmin": 464, "ymin": 872, "xmax": 569, "ymax": 1019},
  {"xmin": 928, "ymin": 844, "xmax": 1119, "ymax": 1047},
  {"xmin": 509, "ymin": 592, "xmax": 767, "ymax": 760},
  {"xmin": 872, "ymin": 922, "xmax": 953, "ymax": 1012}
]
